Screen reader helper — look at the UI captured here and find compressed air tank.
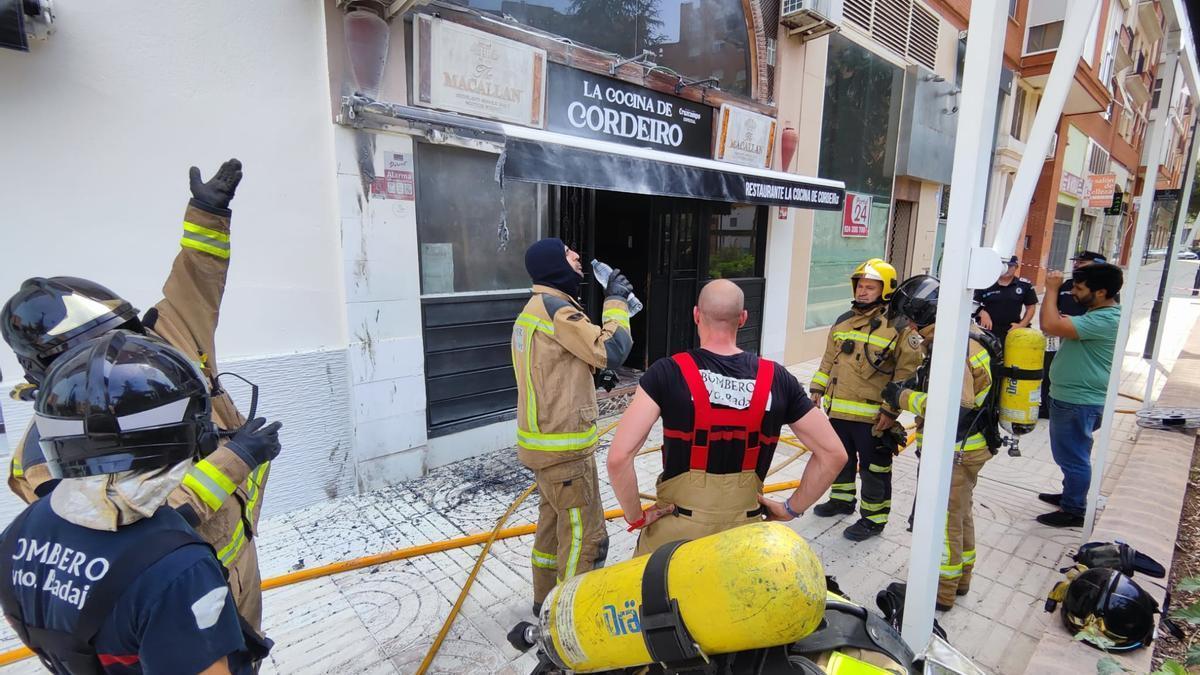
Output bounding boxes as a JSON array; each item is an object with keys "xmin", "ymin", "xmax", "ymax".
[
  {"xmin": 999, "ymin": 327, "xmax": 1047, "ymax": 434},
  {"xmin": 534, "ymin": 522, "xmax": 826, "ymax": 673}
]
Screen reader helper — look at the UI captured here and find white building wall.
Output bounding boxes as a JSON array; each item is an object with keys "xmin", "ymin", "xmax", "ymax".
[{"xmin": 0, "ymin": 1, "xmax": 350, "ymax": 519}]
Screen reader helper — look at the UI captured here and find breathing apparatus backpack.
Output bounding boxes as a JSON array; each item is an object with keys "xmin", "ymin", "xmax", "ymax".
[{"xmin": 965, "ymin": 329, "xmax": 1005, "ymax": 455}]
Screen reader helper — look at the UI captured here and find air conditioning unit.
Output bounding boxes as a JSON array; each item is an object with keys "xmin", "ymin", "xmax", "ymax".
[
  {"xmin": 1045, "ymin": 132, "xmax": 1058, "ymax": 161},
  {"xmin": 781, "ymin": 0, "xmax": 843, "ymax": 41}
]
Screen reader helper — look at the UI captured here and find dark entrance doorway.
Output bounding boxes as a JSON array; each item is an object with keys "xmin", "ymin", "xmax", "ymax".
[{"xmin": 555, "ymin": 187, "xmax": 768, "ymax": 372}]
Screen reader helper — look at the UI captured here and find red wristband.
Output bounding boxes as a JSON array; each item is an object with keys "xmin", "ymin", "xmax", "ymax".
[{"xmin": 626, "ymin": 516, "xmax": 646, "ymax": 532}]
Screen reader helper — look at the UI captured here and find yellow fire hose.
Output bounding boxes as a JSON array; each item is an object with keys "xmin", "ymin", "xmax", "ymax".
[{"xmin": 0, "ymin": 423, "xmax": 899, "ymax": 667}]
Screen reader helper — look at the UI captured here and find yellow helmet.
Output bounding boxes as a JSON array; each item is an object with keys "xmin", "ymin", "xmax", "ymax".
[{"xmin": 851, "ymin": 258, "xmax": 898, "ymax": 301}]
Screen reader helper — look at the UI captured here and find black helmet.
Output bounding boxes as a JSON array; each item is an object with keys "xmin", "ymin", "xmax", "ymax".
[
  {"xmin": 34, "ymin": 330, "xmax": 215, "ymax": 479},
  {"xmin": 1061, "ymin": 568, "xmax": 1159, "ymax": 652},
  {"xmin": 889, "ymin": 275, "xmax": 940, "ymax": 328},
  {"xmin": 1, "ymin": 277, "xmax": 141, "ymax": 385}
]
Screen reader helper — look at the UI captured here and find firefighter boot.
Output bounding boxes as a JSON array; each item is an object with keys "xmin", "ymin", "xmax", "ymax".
[
  {"xmin": 813, "ymin": 499, "xmax": 856, "ymax": 517},
  {"xmin": 843, "ymin": 518, "xmax": 884, "ymax": 541}
]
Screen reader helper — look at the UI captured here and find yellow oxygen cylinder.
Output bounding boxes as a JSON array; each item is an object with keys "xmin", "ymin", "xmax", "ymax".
[
  {"xmin": 533, "ymin": 522, "xmax": 826, "ymax": 673},
  {"xmin": 1000, "ymin": 327, "xmax": 1047, "ymax": 434}
]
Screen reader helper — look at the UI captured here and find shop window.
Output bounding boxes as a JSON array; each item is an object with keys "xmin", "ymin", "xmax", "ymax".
[
  {"xmin": 1026, "ymin": 21, "xmax": 1064, "ymax": 53},
  {"xmin": 806, "ymin": 34, "xmax": 903, "ymax": 329},
  {"xmin": 453, "ymin": 0, "xmax": 754, "ymax": 97},
  {"xmin": 707, "ymin": 204, "xmax": 759, "ymax": 279},
  {"xmin": 415, "ymin": 143, "xmax": 547, "ymax": 295}
]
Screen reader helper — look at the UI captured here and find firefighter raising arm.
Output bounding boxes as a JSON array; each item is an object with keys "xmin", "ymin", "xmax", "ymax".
[{"xmin": 758, "ymin": 408, "xmax": 849, "ymax": 521}]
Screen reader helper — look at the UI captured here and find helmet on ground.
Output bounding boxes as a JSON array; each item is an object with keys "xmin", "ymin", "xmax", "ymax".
[
  {"xmin": 889, "ymin": 275, "xmax": 940, "ymax": 328},
  {"xmin": 851, "ymin": 259, "xmax": 898, "ymax": 301},
  {"xmin": 1061, "ymin": 567, "xmax": 1158, "ymax": 652},
  {"xmin": 34, "ymin": 330, "xmax": 214, "ymax": 479},
  {"xmin": 1, "ymin": 277, "xmax": 141, "ymax": 385}
]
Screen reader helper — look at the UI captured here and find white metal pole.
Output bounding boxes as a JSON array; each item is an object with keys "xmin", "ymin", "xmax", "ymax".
[
  {"xmin": 1083, "ymin": 39, "xmax": 1181, "ymax": 539},
  {"xmin": 1141, "ymin": 114, "xmax": 1199, "ymax": 405},
  {"xmin": 993, "ymin": 0, "xmax": 1102, "ymax": 258},
  {"xmin": 899, "ymin": 0, "xmax": 1006, "ymax": 649}
]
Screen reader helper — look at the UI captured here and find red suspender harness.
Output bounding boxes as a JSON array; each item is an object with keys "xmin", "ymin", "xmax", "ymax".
[{"xmin": 664, "ymin": 352, "xmax": 778, "ymax": 473}]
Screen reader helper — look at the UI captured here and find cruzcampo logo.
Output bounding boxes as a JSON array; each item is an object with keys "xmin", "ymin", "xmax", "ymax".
[{"xmin": 602, "ymin": 600, "xmax": 641, "ymax": 636}]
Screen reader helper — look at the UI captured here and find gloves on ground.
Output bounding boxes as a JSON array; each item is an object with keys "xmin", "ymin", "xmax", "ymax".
[
  {"xmin": 189, "ymin": 158, "xmax": 244, "ymax": 215},
  {"xmin": 225, "ymin": 417, "xmax": 283, "ymax": 468},
  {"xmin": 606, "ymin": 269, "xmax": 634, "ymax": 301}
]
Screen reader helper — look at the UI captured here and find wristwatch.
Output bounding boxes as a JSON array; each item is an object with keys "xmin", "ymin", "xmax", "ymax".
[{"xmin": 783, "ymin": 500, "xmax": 803, "ymax": 519}]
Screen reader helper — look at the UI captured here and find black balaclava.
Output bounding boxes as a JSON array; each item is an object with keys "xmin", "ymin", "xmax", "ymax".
[{"xmin": 525, "ymin": 237, "xmax": 582, "ymax": 296}]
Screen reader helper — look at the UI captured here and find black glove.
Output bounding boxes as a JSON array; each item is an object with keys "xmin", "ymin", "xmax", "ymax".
[
  {"xmin": 606, "ymin": 268, "xmax": 634, "ymax": 301},
  {"xmin": 225, "ymin": 417, "xmax": 282, "ymax": 467},
  {"xmin": 594, "ymin": 369, "xmax": 619, "ymax": 392},
  {"xmin": 881, "ymin": 381, "xmax": 904, "ymax": 410},
  {"xmin": 189, "ymin": 158, "xmax": 244, "ymax": 215}
]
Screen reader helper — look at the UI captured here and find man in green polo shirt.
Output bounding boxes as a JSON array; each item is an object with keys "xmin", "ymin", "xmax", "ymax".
[{"xmin": 1035, "ymin": 263, "xmax": 1123, "ymax": 527}]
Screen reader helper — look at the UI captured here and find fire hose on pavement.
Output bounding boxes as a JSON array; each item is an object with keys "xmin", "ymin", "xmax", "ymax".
[{"xmin": 0, "ymin": 422, "xmax": 913, "ymax": 668}]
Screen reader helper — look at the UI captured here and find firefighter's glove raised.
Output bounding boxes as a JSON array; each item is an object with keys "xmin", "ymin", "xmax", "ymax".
[
  {"xmin": 226, "ymin": 417, "xmax": 283, "ymax": 468},
  {"xmin": 189, "ymin": 158, "xmax": 244, "ymax": 215},
  {"xmin": 881, "ymin": 381, "xmax": 904, "ymax": 410},
  {"xmin": 606, "ymin": 269, "xmax": 634, "ymax": 301}
]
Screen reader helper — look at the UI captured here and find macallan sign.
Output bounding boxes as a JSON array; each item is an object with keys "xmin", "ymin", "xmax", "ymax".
[
  {"xmin": 413, "ymin": 15, "xmax": 547, "ymax": 127},
  {"xmin": 714, "ymin": 104, "xmax": 777, "ymax": 169}
]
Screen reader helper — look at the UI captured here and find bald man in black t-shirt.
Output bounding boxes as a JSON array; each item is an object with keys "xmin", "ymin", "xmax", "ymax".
[{"xmin": 606, "ymin": 280, "xmax": 847, "ymax": 556}]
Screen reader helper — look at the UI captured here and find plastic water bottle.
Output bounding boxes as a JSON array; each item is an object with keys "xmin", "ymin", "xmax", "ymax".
[{"xmin": 591, "ymin": 259, "xmax": 644, "ymax": 317}]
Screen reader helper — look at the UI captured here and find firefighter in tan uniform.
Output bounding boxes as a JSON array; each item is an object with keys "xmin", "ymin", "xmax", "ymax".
[
  {"xmin": 514, "ymin": 238, "xmax": 634, "ymax": 614},
  {"xmin": 808, "ymin": 259, "xmax": 923, "ymax": 541},
  {"xmin": 882, "ymin": 275, "xmax": 994, "ymax": 611},
  {"xmin": 1, "ymin": 160, "xmax": 280, "ymax": 632}
]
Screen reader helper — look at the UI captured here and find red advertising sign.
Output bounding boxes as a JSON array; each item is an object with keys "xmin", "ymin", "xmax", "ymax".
[
  {"xmin": 1085, "ymin": 173, "xmax": 1116, "ymax": 208},
  {"xmin": 842, "ymin": 193, "xmax": 871, "ymax": 237}
]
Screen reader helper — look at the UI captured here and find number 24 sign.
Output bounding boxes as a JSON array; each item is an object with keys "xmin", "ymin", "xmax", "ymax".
[{"xmin": 842, "ymin": 193, "xmax": 871, "ymax": 238}]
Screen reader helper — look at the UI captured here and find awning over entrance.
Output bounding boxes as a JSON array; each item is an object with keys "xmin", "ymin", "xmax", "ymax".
[
  {"xmin": 499, "ymin": 124, "xmax": 845, "ymax": 210},
  {"xmin": 340, "ymin": 98, "xmax": 846, "ymax": 211}
]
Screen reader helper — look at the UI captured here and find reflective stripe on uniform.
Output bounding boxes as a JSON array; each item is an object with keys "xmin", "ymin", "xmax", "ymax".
[
  {"xmin": 974, "ymin": 386, "xmax": 991, "ymax": 407},
  {"xmin": 811, "ymin": 371, "xmax": 830, "ymax": 388},
  {"xmin": 602, "ymin": 307, "xmax": 631, "ymax": 330},
  {"xmin": 832, "ymin": 330, "xmax": 894, "ymax": 349},
  {"xmin": 215, "ymin": 462, "xmax": 268, "ymax": 567},
  {"xmin": 181, "ymin": 221, "xmax": 231, "ymax": 259},
  {"xmin": 865, "ymin": 513, "xmax": 889, "ymax": 524},
  {"xmin": 563, "ymin": 508, "xmax": 583, "ymax": 579},
  {"xmin": 246, "ymin": 461, "xmax": 268, "ymax": 513},
  {"xmin": 514, "ymin": 320, "xmax": 540, "ymax": 434},
  {"xmin": 531, "ymin": 548, "xmax": 558, "ymax": 570},
  {"xmin": 516, "ymin": 313, "xmax": 555, "ymax": 335},
  {"xmin": 867, "ymin": 463, "xmax": 891, "ymax": 473},
  {"xmin": 940, "ymin": 527, "xmax": 961, "ymax": 579},
  {"xmin": 860, "ymin": 499, "xmax": 891, "ymax": 512},
  {"xmin": 827, "ymin": 398, "xmax": 880, "ymax": 418},
  {"xmin": 11, "ymin": 456, "xmax": 22, "ymax": 479},
  {"xmin": 826, "ymin": 650, "xmax": 894, "ymax": 674},
  {"xmin": 957, "ymin": 433, "xmax": 988, "ymax": 452},
  {"xmin": 907, "ymin": 392, "xmax": 927, "ymax": 416},
  {"xmin": 218, "ymin": 520, "xmax": 247, "ymax": 567},
  {"xmin": 962, "ymin": 549, "xmax": 977, "ymax": 566},
  {"xmin": 829, "ymin": 482, "xmax": 856, "ymax": 501},
  {"xmin": 182, "ymin": 459, "xmax": 238, "ymax": 512},
  {"xmin": 517, "ymin": 426, "xmax": 599, "ymax": 452},
  {"xmin": 939, "ymin": 563, "xmax": 963, "ymax": 579},
  {"xmin": 969, "ymin": 348, "xmax": 990, "ymax": 370}
]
